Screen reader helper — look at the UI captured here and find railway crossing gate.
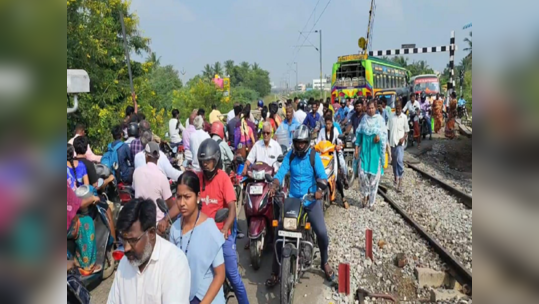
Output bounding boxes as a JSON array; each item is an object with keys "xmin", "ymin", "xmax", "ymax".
[{"xmin": 367, "ymin": 31, "xmax": 457, "ymax": 95}]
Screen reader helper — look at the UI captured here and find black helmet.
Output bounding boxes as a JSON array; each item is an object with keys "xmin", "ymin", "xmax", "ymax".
[
  {"xmin": 197, "ymin": 139, "xmax": 221, "ymax": 181},
  {"xmin": 269, "ymin": 102, "xmax": 278, "ymax": 115},
  {"xmin": 421, "ymin": 91, "xmax": 427, "ymax": 99},
  {"xmin": 298, "ymin": 101, "xmax": 306, "ymax": 111},
  {"xmin": 127, "ymin": 122, "xmax": 139, "ymax": 138},
  {"xmin": 292, "ymin": 125, "xmax": 311, "ymax": 158}
]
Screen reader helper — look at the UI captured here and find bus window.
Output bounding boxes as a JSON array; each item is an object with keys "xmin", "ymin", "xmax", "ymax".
[{"xmin": 374, "ymin": 75, "xmax": 378, "ymax": 89}]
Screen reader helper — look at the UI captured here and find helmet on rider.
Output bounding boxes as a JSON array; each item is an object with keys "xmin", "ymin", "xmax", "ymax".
[
  {"xmin": 340, "ymin": 98, "xmax": 346, "ymax": 106},
  {"xmin": 298, "ymin": 101, "xmax": 306, "ymax": 111},
  {"xmin": 197, "ymin": 139, "xmax": 222, "ymax": 181},
  {"xmin": 292, "ymin": 125, "xmax": 311, "ymax": 158},
  {"xmin": 257, "ymin": 100, "xmax": 264, "ymax": 108},
  {"xmin": 127, "ymin": 122, "xmax": 139, "ymax": 138},
  {"xmin": 210, "ymin": 122, "xmax": 225, "ymax": 140}
]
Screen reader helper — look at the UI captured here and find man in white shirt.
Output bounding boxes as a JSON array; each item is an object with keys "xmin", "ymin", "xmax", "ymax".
[
  {"xmin": 168, "ymin": 109, "xmax": 184, "ymax": 144},
  {"xmin": 243, "ymin": 122, "xmax": 284, "ymax": 173},
  {"xmin": 189, "ymin": 116, "xmax": 211, "ymax": 170},
  {"xmin": 108, "ymin": 198, "xmax": 190, "ymax": 304},
  {"xmin": 294, "ymin": 101, "xmax": 307, "ymax": 124},
  {"xmin": 134, "ymin": 131, "xmax": 182, "ymax": 181},
  {"xmin": 387, "ymin": 101, "xmax": 410, "ymax": 193},
  {"xmin": 403, "ymin": 93, "xmax": 420, "ymax": 117}
]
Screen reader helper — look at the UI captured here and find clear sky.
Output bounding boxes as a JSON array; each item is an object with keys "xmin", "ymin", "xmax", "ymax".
[{"xmin": 130, "ymin": 0, "xmax": 473, "ymax": 87}]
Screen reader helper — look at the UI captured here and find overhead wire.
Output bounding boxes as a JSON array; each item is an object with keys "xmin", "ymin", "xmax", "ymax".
[{"xmin": 291, "ymin": 0, "xmax": 333, "ymax": 63}]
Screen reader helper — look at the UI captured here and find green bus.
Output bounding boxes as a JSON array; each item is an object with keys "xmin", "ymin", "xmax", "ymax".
[{"xmin": 331, "ymin": 54, "xmax": 410, "ymax": 102}]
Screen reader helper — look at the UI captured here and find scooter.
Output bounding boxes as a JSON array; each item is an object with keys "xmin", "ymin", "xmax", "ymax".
[
  {"xmin": 243, "ymin": 160, "xmax": 283, "ymax": 270},
  {"xmin": 314, "ymin": 141, "xmax": 342, "ymax": 211},
  {"xmin": 68, "ymin": 186, "xmax": 116, "ymax": 289}
]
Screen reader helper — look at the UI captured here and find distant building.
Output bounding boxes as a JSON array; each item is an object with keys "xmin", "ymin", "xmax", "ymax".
[
  {"xmin": 270, "ymin": 82, "xmax": 276, "ymax": 89},
  {"xmin": 296, "ymin": 83, "xmax": 306, "ymax": 92},
  {"xmin": 313, "ymin": 78, "xmax": 331, "ymax": 91}
]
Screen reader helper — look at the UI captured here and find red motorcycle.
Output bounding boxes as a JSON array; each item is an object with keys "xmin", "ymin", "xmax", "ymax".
[{"xmin": 244, "ymin": 161, "xmax": 277, "ymax": 270}]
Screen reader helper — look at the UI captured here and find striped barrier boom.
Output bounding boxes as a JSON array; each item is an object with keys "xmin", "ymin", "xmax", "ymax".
[{"xmin": 367, "ymin": 31, "xmax": 457, "ymax": 95}]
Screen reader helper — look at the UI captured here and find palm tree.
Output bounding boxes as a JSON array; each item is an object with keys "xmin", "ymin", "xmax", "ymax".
[
  {"xmin": 392, "ymin": 56, "xmax": 408, "ymax": 68},
  {"xmin": 224, "ymin": 60, "xmax": 235, "ymax": 76},
  {"xmin": 252, "ymin": 62, "xmax": 260, "ymax": 71},
  {"xmin": 464, "ymin": 31, "xmax": 472, "ymax": 59},
  {"xmin": 213, "ymin": 62, "xmax": 223, "ymax": 77},
  {"xmin": 240, "ymin": 61, "xmax": 250, "ymax": 70},
  {"xmin": 202, "ymin": 64, "xmax": 213, "ymax": 79},
  {"xmin": 146, "ymin": 52, "xmax": 161, "ymax": 66}
]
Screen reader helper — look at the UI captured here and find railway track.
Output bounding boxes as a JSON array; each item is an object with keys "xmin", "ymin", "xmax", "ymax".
[
  {"xmin": 406, "ymin": 163, "xmax": 472, "ymax": 209},
  {"xmin": 377, "ymin": 164, "xmax": 473, "ymax": 293}
]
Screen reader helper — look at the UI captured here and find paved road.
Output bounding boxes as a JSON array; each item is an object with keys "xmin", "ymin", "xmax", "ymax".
[{"xmin": 91, "ymin": 208, "xmax": 331, "ymax": 304}]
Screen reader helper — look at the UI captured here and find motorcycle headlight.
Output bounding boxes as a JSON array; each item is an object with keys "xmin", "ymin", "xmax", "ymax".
[
  {"xmin": 283, "ymin": 218, "xmax": 298, "ymax": 231},
  {"xmin": 253, "ymin": 170, "xmax": 265, "ymax": 181}
]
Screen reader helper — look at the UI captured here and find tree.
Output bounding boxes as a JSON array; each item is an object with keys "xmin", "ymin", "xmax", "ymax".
[
  {"xmin": 224, "ymin": 60, "xmax": 235, "ymax": 76},
  {"xmin": 145, "ymin": 64, "xmax": 183, "ymax": 111},
  {"xmin": 67, "ymin": 0, "xmax": 152, "ymax": 149},
  {"xmin": 391, "ymin": 56, "xmax": 409, "ymax": 68},
  {"xmin": 147, "ymin": 52, "xmax": 161, "ymax": 66},
  {"xmin": 252, "ymin": 62, "xmax": 260, "ymax": 71},
  {"xmin": 213, "ymin": 62, "xmax": 223, "ymax": 77},
  {"xmin": 464, "ymin": 31, "xmax": 472, "ymax": 60},
  {"xmin": 202, "ymin": 64, "xmax": 213, "ymax": 79}
]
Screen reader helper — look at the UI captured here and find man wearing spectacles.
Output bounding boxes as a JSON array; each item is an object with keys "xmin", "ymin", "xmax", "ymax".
[
  {"xmin": 242, "ymin": 122, "xmax": 284, "ymax": 175},
  {"xmin": 108, "ymin": 198, "xmax": 191, "ymax": 304}
]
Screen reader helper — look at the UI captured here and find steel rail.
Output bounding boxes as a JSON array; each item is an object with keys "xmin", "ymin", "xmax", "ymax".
[
  {"xmin": 377, "ymin": 189, "xmax": 473, "ymax": 291},
  {"xmin": 407, "ymin": 163, "xmax": 472, "ymax": 209}
]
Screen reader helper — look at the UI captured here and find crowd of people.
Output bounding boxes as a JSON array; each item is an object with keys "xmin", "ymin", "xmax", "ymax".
[{"xmin": 66, "ymin": 91, "xmax": 461, "ymax": 304}]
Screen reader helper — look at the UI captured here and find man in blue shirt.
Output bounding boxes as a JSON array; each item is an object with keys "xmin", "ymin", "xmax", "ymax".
[
  {"xmin": 265, "ymin": 125, "xmax": 335, "ymax": 288},
  {"xmin": 110, "ymin": 125, "xmax": 134, "ymax": 183},
  {"xmin": 303, "ymin": 100, "xmax": 321, "ymax": 130},
  {"xmin": 276, "ymin": 105, "xmax": 301, "ymax": 146},
  {"xmin": 334, "ymin": 99, "xmax": 350, "ymax": 123}
]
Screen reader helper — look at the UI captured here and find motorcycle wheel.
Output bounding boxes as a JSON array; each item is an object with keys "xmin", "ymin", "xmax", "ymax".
[
  {"xmin": 280, "ymin": 245, "xmax": 296, "ymax": 304},
  {"xmin": 102, "ymin": 250, "xmax": 115, "ymax": 279},
  {"xmin": 250, "ymin": 238, "xmax": 263, "ymax": 271}
]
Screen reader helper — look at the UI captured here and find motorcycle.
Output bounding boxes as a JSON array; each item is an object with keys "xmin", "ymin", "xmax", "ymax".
[
  {"xmin": 68, "ymin": 186, "xmax": 116, "ymax": 288},
  {"xmin": 160, "ymin": 141, "xmax": 184, "ymax": 170},
  {"xmin": 243, "ymin": 159, "xmax": 284, "ymax": 270},
  {"xmin": 419, "ymin": 109, "xmax": 432, "ymax": 140},
  {"xmin": 274, "ymin": 180, "xmax": 327, "ymax": 304},
  {"xmin": 313, "ymin": 141, "xmax": 342, "ymax": 211},
  {"xmin": 458, "ymin": 104, "xmax": 469, "ymax": 122},
  {"xmin": 341, "ymin": 133, "xmax": 356, "ymax": 186},
  {"xmin": 407, "ymin": 113, "xmax": 416, "ymax": 148}
]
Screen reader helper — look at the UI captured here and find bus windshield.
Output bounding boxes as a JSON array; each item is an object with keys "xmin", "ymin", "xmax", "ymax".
[{"xmin": 413, "ymin": 78, "xmax": 440, "ymax": 94}]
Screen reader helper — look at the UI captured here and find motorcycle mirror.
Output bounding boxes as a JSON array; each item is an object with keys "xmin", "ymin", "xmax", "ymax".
[
  {"xmin": 156, "ymin": 199, "xmax": 169, "ymax": 214},
  {"xmin": 338, "ymin": 134, "xmax": 345, "ymax": 141},
  {"xmin": 277, "ymin": 155, "xmax": 284, "ymax": 163},
  {"xmin": 215, "ymin": 208, "xmax": 230, "ymax": 224},
  {"xmin": 235, "ymin": 156, "xmax": 244, "ymax": 164},
  {"xmin": 265, "ymin": 174, "xmax": 273, "ymax": 183}
]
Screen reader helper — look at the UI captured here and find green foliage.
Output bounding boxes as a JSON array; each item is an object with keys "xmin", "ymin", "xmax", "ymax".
[
  {"xmin": 67, "ymin": 0, "xmax": 153, "ymax": 150},
  {"xmin": 294, "ymin": 90, "xmax": 326, "ymax": 101},
  {"xmin": 231, "ymin": 86, "xmax": 261, "ymax": 104},
  {"xmin": 172, "ymin": 79, "xmax": 224, "ymax": 122},
  {"xmin": 381, "ymin": 56, "xmax": 434, "ymax": 76}
]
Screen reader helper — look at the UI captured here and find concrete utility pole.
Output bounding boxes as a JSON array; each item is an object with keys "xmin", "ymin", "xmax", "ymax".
[{"xmin": 317, "ymin": 30, "xmax": 323, "ymax": 99}]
